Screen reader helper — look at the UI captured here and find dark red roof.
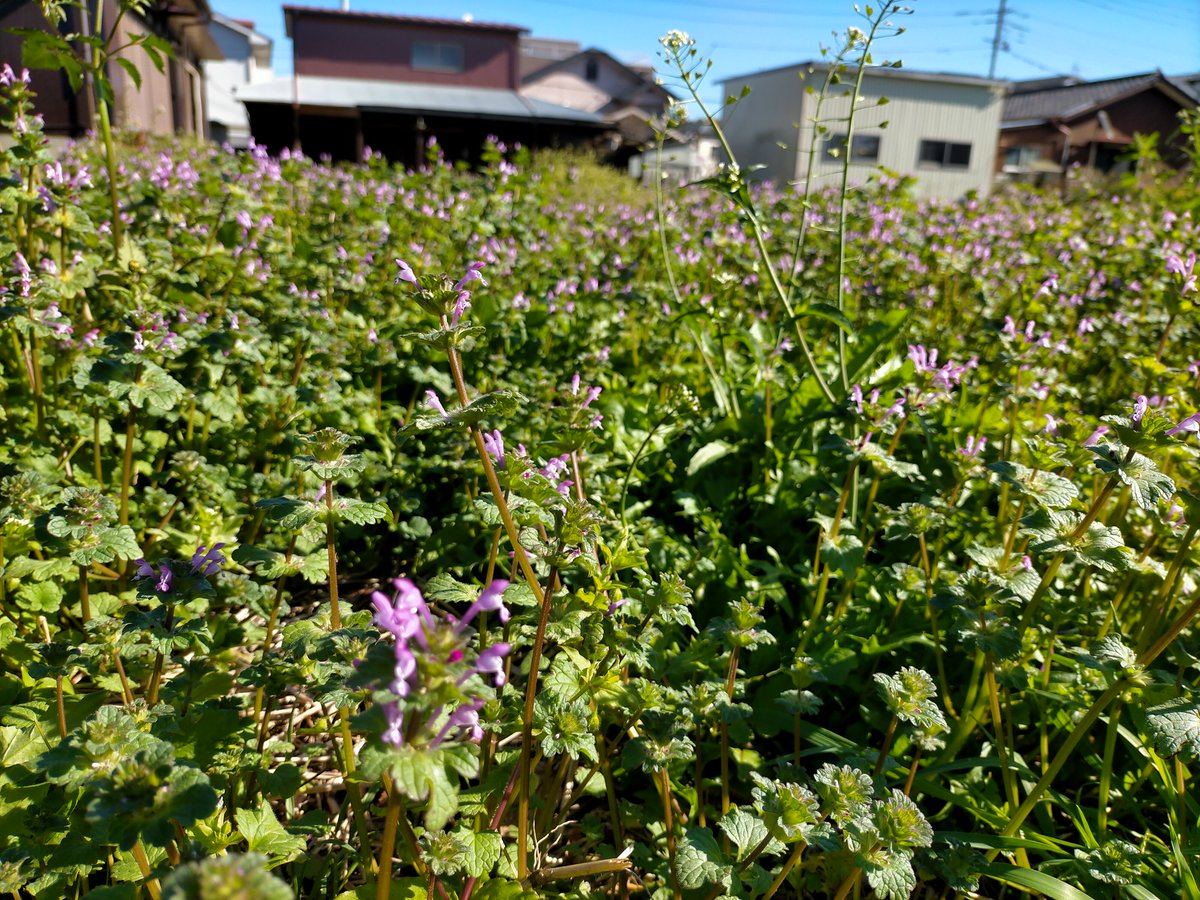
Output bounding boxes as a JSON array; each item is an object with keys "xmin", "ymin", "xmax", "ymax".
[{"xmin": 282, "ymin": 5, "xmax": 527, "ymax": 35}]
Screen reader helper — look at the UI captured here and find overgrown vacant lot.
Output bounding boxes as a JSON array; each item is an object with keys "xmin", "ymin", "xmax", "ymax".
[{"xmin": 2, "ymin": 69, "xmax": 1200, "ymax": 898}]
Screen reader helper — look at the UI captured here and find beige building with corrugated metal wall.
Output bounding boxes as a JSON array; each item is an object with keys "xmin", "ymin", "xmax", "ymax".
[{"xmin": 720, "ymin": 62, "xmax": 1006, "ymax": 200}]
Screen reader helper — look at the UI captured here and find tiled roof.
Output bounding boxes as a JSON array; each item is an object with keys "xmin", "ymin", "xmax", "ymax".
[
  {"xmin": 237, "ymin": 76, "xmax": 605, "ymax": 126},
  {"xmin": 282, "ymin": 5, "xmax": 526, "ymax": 35},
  {"xmin": 1002, "ymin": 71, "xmax": 1192, "ymax": 124}
]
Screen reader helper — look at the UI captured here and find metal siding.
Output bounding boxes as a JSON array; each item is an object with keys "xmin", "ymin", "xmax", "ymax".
[
  {"xmin": 720, "ymin": 67, "xmax": 807, "ymax": 183},
  {"xmin": 725, "ymin": 69, "xmax": 1004, "ymax": 199}
]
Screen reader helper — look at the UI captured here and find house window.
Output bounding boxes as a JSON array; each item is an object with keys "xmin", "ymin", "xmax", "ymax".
[
  {"xmin": 585, "ymin": 57, "xmax": 599, "ymax": 81},
  {"xmin": 412, "ymin": 42, "xmax": 465, "ymax": 73},
  {"xmin": 919, "ymin": 140, "xmax": 971, "ymax": 168},
  {"xmin": 823, "ymin": 133, "xmax": 880, "ymax": 163},
  {"xmin": 1004, "ymin": 145, "xmax": 1041, "ymax": 167}
]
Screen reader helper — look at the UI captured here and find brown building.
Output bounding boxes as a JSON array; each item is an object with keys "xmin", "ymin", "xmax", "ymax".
[
  {"xmin": 237, "ymin": 6, "xmax": 606, "ymax": 166},
  {"xmin": 521, "ymin": 46, "xmax": 674, "ymax": 155},
  {"xmin": 0, "ymin": 0, "xmax": 219, "ymax": 139},
  {"xmin": 998, "ymin": 71, "xmax": 1198, "ymax": 183}
]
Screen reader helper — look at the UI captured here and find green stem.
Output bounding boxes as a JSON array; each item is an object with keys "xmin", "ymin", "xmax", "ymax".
[
  {"xmin": 376, "ymin": 788, "xmax": 403, "ymax": 900},
  {"xmin": 324, "ymin": 479, "xmax": 341, "ymax": 631},
  {"xmin": 872, "ymin": 715, "xmax": 898, "ymax": 777},
  {"xmin": 661, "ymin": 768, "xmax": 681, "ymax": 900},
  {"xmin": 118, "ymin": 400, "xmax": 137, "ymax": 529},
  {"xmin": 762, "ymin": 842, "xmax": 806, "ymax": 900},
  {"xmin": 720, "ymin": 645, "xmax": 740, "ymax": 821},
  {"xmin": 445, "ymin": 346, "xmax": 544, "ymax": 605},
  {"xmin": 517, "ymin": 565, "xmax": 558, "ymax": 880}
]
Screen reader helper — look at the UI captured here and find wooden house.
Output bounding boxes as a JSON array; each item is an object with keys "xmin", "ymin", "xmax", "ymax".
[
  {"xmin": 0, "ymin": 0, "xmax": 219, "ymax": 139},
  {"xmin": 236, "ymin": 6, "xmax": 605, "ymax": 165}
]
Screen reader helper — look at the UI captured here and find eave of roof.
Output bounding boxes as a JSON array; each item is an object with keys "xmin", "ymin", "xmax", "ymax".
[
  {"xmin": 722, "ymin": 60, "xmax": 1005, "ymax": 89},
  {"xmin": 237, "ymin": 75, "xmax": 606, "ymax": 126},
  {"xmin": 282, "ymin": 5, "xmax": 527, "ymax": 38},
  {"xmin": 521, "ymin": 47, "xmax": 676, "ymax": 100}
]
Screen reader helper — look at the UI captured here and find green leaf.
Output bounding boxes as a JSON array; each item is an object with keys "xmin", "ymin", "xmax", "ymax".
[
  {"xmin": 719, "ymin": 806, "xmax": 780, "ymax": 862},
  {"xmin": 235, "ymin": 805, "xmax": 306, "ymax": 862},
  {"xmin": 255, "ymin": 497, "xmax": 318, "ymax": 530},
  {"xmin": 675, "ymin": 827, "xmax": 732, "ymax": 891},
  {"xmin": 687, "ymin": 440, "xmax": 735, "ymax": 476},
  {"xmin": 406, "ymin": 390, "xmax": 524, "ymax": 431},
  {"xmin": 334, "ymin": 498, "xmax": 390, "ymax": 525},
  {"xmin": 1094, "ymin": 451, "xmax": 1175, "ymax": 510},
  {"xmin": 979, "ymin": 863, "xmax": 1095, "ymax": 900},
  {"xmin": 113, "ymin": 57, "xmax": 142, "ymax": 90},
  {"xmin": 16, "ymin": 580, "xmax": 63, "ymax": 613},
  {"xmin": 797, "ymin": 302, "xmax": 855, "ymax": 335},
  {"xmin": 1142, "ymin": 697, "xmax": 1200, "ymax": 759},
  {"xmin": 454, "ymin": 829, "xmax": 503, "ymax": 878},
  {"xmin": 988, "ymin": 461, "xmax": 1079, "ymax": 509},
  {"xmin": 860, "ymin": 847, "xmax": 916, "ymax": 900},
  {"xmin": 821, "ymin": 532, "xmax": 864, "ymax": 576}
]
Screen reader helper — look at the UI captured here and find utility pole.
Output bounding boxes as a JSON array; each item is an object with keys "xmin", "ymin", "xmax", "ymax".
[{"xmin": 988, "ymin": 0, "xmax": 1008, "ymax": 79}]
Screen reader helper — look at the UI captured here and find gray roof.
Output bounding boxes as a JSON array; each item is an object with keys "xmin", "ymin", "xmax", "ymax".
[
  {"xmin": 1003, "ymin": 71, "xmax": 1196, "ymax": 125},
  {"xmin": 724, "ymin": 60, "xmax": 1005, "ymax": 90},
  {"xmin": 237, "ymin": 76, "xmax": 605, "ymax": 125}
]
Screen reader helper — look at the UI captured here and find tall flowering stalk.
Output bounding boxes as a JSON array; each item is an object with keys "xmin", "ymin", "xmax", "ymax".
[{"xmin": 368, "ymin": 578, "xmax": 512, "ymax": 900}]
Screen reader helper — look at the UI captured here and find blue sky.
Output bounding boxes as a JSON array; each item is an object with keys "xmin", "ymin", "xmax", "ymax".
[{"xmin": 214, "ymin": 0, "xmax": 1200, "ymax": 104}]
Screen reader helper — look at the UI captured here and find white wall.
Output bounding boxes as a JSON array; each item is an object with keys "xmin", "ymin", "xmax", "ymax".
[
  {"xmin": 204, "ymin": 20, "xmax": 272, "ymax": 147},
  {"xmin": 722, "ymin": 66, "xmax": 1004, "ymax": 199},
  {"xmin": 720, "ymin": 66, "xmax": 808, "ymax": 184}
]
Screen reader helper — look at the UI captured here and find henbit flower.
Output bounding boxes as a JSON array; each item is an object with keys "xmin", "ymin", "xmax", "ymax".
[
  {"xmin": 482, "ymin": 429, "xmax": 506, "ymax": 469},
  {"xmin": 457, "ymin": 580, "xmax": 511, "ymax": 630},
  {"xmin": 471, "ymin": 643, "xmax": 511, "ymax": 687},
  {"xmin": 958, "ymin": 434, "xmax": 987, "ymax": 458},
  {"xmin": 1044, "ymin": 414, "xmax": 1059, "ymax": 435},
  {"xmin": 581, "ymin": 385, "xmax": 602, "ymax": 410},
  {"xmin": 450, "ymin": 291, "xmax": 471, "ymax": 325},
  {"xmin": 1168, "ymin": 411, "xmax": 1200, "ymax": 438},
  {"xmin": 849, "ymin": 384, "xmax": 865, "ymax": 414},
  {"xmin": 570, "ymin": 372, "xmax": 581, "ymax": 396},
  {"xmin": 155, "ymin": 563, "xmax": 173, "ymax": 594},
  {"xmin": 1166, "ymin": 251, "xmax": 1197, "ymax": 293},
  {"xmin": 382, "ymin": 703, "xmax": 405, "ymax": 747},
  {"xmin": 424, "ymin": 390, "xmax": 449, "ymax": 418},
  {"xmin": 453, "ymin": 261, "xmax": 487, "ymax": 292},
  {"xmin": 1082, "ymin": 425, "xmax": 1110, "ymax": 447},
  {"xmin": 394, "ymin": 258, "xmax": 417, "ymax": 285},
  {"xmin": 190, "ymin": 543, "xmax": 226, "ymax": 576},
  {"xmin": 432, "ymin": 699, "xmax": 485, "ymax": 746},
  {"xmin": 1132, "ymin": 395, "xmax": 1149, "ymax": 425}
]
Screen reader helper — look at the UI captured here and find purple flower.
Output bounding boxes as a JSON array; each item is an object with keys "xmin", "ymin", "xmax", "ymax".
[
  {"xmin": 458, "ymin": 580, "xmax": 511, "ymax": 630},
  {"xmin": 190, "ymin": 543, "xmax": 226, "ymax": 576},
  {"xmin": 482, "ymin": 429, "xmax": 506, "ymax": 469},
  {"xmin": 424, "ymin": 390, "xmax": 449, "ymax": 418},
  {"xmin": 1082, "ymin": 425, "xmax": 1109, "ymax": 447},
  {"xmin": 472, "ymin": 643, "xmax": 511, "ymax": 687},
  {"xmin": 1168, "ymin": 412, "xmax": 1200, "ymax": 437},
  {"xmin": 581, "ymin": 386, "xmax": 602, "ymax": 410},
  {"xmin": 382, "ymin": 703, "xmax": 405, "ymax": 747},
  {"xmin": 1166, "ymin": 252, "xmax": 1197, "ymax": 293},
  {"xmin": 453, "ymin": 261, "xmax": 487, "ymax": 292},
  {"xmin": 1132, "ymin": 395, "xmax": 1148, "ymax": 425},
  {"xmin": 155, "ymin": 563, "xmax": 174, "ymax": 594},
  {"xmin": 394, "ymin": 258, "xmax": 417, "ymax": 285},
  {"xmin": 958, "ymin": 434, "xmax": 987, "ymax": 458},
  {"xmin": 450, "ymin": 290, "xmax": 471, "ymax": 326}
]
